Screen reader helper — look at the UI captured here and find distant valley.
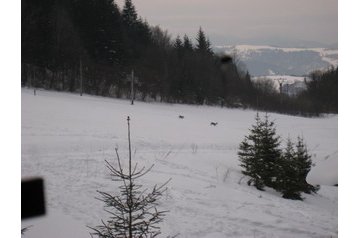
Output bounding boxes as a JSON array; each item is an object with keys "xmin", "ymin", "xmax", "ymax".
[{"xmin": 214, "ymin": 45, "xmax": 338, "ymax": 77}]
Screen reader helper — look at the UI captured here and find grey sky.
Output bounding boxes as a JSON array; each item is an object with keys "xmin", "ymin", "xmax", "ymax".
[{"xmin": 115, "ymin": 0, "xmax": 337, "ymax": 47}]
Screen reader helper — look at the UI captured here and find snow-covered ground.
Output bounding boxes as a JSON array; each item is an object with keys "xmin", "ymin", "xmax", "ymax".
[{"xmin": 21, "ymin": 88, "xmax": 337, "ymax": 238}]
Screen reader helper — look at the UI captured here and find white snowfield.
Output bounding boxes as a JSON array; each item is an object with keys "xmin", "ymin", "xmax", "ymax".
[{"xmin": 21, "ymin": 88, "xmax": 337, "ymax": 238}]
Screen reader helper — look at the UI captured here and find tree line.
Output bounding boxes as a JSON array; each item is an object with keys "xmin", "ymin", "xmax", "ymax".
[
  {"xmin": 22, "ymin": 0, "xmax": 337, "ymax": 116},
  {"xmin": 22, "ymin": 0, "xmax": 254, "ymax": 106},
  {"xmin": 247, "ymin": 66, "xmax": 338, "ymax": 116},
  {"xmin": 298, "ymin": 67, "xmax": 338, "ymax": 114}
]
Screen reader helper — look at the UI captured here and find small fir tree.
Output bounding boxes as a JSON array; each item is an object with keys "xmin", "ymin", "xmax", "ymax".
[
  {"xmin": 276, "ymin": 138, "xmax": 303, "ymax": 200},
  {"xmin": 294, "ymin": 136, "xmax": 319, "ymax": 194},
  {"xmin": 238, "ymin": 113, "xmax": 281, "ymax": 190},
  {"xmin": 276, "ymin": 137, "xmax": 319, "ymax": 200},
  {"xmin": 259, "ymin": 114, "xmax": 282, "ymax": 189},
  {"xmin": 238, "ymin": 138, "xmax": 264, "ymax": 190},
  {"xmin": 238, "ymin": 114, "xmax": 265, "ymax": 190},
  {"xmin": 90, "ymin": 117, "xmax": 170, "ymax": 238}
]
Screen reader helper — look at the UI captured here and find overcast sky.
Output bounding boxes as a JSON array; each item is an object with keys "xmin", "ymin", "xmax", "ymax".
[{"xmin": 115, "ymin": 0, "xmax": 337, "ymax": 47}]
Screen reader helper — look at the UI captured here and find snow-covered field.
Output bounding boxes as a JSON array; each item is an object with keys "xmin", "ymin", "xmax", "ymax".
[{"xmin": 21, "ymin": 88, "xmax": 338, "ymax": 238}]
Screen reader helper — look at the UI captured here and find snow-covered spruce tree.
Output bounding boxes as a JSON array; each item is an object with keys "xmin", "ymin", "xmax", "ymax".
[
  {"xmin": 238, "ymin": 114, "xmax": 265, "ymax": 190},
  {"xmin": 276, "ymin": 138, "xmax": 303, "ymax": 200},
  {"xmin": 238, "ymin": 113, "xmax": 281, "ymax": 190},
  {"xmin": 276, "ymin": 137, "xmax": 319, "ymax": 200},
  {"xmin": 294, "ymin": 136, "xmax": 319, "ymax": 194},
  {"xmin": 89, "ymin": 116, "xmax": 170, "ymax": 238},
  {"xmin": 259, "ymin": 114, "xmax": 282, "ymax": 189}
]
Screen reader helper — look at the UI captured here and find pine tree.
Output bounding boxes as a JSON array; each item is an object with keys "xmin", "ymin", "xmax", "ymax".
[
  {"xmin": 90, "ymin": 117, "xmax": 170, "ymax": 238},
  {"xmin": 276, "ymin": 137, "xmax": 319, "ymax": 200},
  {"xmin": 183, "ymin": 34, "xmax": 193, "ymax": 51},
  {"xmin": 238, "ymin": 113, "xmax": 264, "ymax": 190},
  {"xmin": 259, "ymin": 114, "xmax": 282, "ymax": 189},
  {"xmin": 238, "ymin": 137, "xmax": 264, "ymax": 190},
  {"xmin": 276, "ymin": 138, "xmax": 303, "ymax": 200},
  {"xmin": 195, "ymin": 27, "xmax": 212, "ymax": 54},
  {"xmin": 122, "ymin": 0, "xmax": 138, "ymax": 26},
  {"xmin": 238, "ymin": 113, "xmax": 281, "ymax": 190},
  {"xmin": 294, "ymin": 136, "xmax": 319, "ymax": 194},
  {"xmin": 205, "ymin": 38, "xmax": 213, "ymax": 55},
  {"xmin": 173, "ymin": 35, "xmax": 183, "ymax": 50}
]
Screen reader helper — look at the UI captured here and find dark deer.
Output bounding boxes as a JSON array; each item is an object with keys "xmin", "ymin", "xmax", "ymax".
[
  {"xmin": 210, "ymin": 122, "xmax": 218, "ymax": 126},
  {"xmin": 179, "ymin": 115, "xmax": 184, "ymax": 119}
]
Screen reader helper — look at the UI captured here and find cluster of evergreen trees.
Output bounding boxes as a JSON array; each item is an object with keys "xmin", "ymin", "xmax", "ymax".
[{"xmin": 238, "ymin": 113, "xmax": 319, "ymax": 200}]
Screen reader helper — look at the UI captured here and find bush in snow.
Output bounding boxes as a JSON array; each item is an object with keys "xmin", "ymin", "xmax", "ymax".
[{"xmin": 89, "ymin": 117, "xmax": 170, "ymax": 238}]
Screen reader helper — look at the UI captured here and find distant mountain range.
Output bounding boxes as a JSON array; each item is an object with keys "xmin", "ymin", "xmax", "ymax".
[{"xmin": 214, "ymin": 45, "xmax": 338, "ymax": 77}]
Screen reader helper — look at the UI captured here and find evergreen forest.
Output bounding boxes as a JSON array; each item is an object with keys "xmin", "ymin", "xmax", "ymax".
[{"xmin": 22, "ymin": 0, "xmax": 338, "ymax": 116}]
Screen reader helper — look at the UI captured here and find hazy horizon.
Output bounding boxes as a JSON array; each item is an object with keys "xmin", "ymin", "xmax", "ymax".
[{"xmin": 115, "ymin": 0, "xmax": 337, "ymax": 48}]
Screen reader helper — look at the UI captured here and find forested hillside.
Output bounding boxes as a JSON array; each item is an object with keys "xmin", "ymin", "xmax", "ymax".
[
  {"xmin": 22, "ymin": 0, "xmax": 254, "ymax": 106},
  {"xmin": 21, "ymin": 0, "xmax": 337, "ymax": 115}
]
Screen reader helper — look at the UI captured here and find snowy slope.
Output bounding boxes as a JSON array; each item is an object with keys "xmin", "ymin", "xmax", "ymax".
[{"xmin": 21, "ymin": 88, "xmax": 337, "ymax": 238}]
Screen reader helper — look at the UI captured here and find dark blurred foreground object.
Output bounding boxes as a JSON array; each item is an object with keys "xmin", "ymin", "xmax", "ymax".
[
  {"xmin": 220, "ymin": 55, "xmax": 233, "ymax": 64},
  {"xmin": 22, "ymin": 177, "xmax": 46, "ymax": 219}
]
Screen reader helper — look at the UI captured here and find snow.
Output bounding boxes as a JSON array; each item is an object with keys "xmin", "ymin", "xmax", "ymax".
[
  {"xmin": 254, "ymin": 75, "xmax": 306, "ymax": 83},
  {"xmin": 252, "ymin": 75, "xmax": 306, "ymax": 91},
  {"xmin": 21, "ymin": 88, "xmax": 337, "ymax": 237}
]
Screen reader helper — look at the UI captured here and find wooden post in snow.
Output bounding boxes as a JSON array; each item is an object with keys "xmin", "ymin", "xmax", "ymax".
[
  {"xmin": 80, "ymin": 57, "xmax": 83, "ymax": 96},
  {"xmin": 126, "ymin": 70, "xmax": 139, "ymax": 105},
  {"xmin": 131, "ymin": 69, "xmax": 134, "ymax": 105}
]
